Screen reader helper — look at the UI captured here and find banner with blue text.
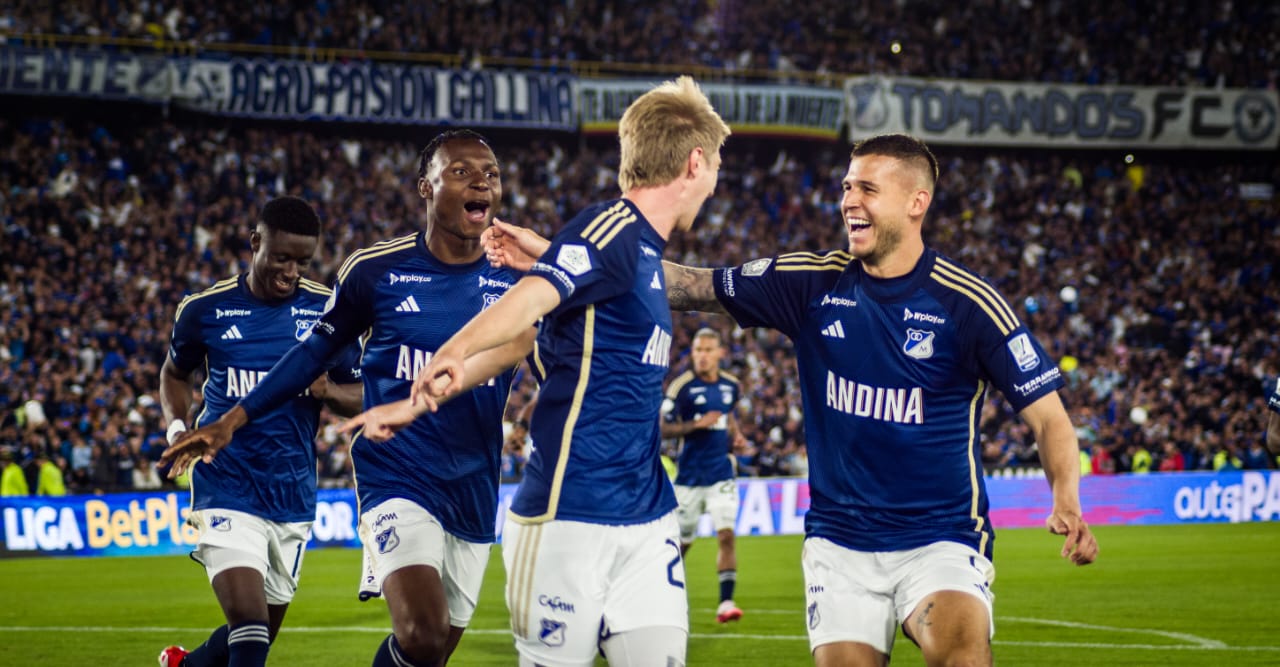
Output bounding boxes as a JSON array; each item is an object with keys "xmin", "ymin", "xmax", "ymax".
[
  {"xmin": 844, "ymin": 75, "xmax": 1280, "ymax": 149},
  {"xmin": 2, "ymin": 472, "xmax": 1276, "ymax": 558}
]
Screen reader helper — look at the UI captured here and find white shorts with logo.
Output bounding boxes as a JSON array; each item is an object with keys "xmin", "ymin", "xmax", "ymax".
[
  {"xmin": 189, "ymin": 508, "xmax": 311, "ymax": 606},
  {"xmin": 503, "ymin": 512, "xmax": 688, "ymax": 667},
  {"xmin": 674, "ymin": 479, "xmax": 739, "ymax": 543},
  {"xmin": 357, "ymin": 498, "xmax": 491, "ymax": 627},
  {"xmin": 802, "ymin": 537, "xmax": 995, "ymax": 655}
]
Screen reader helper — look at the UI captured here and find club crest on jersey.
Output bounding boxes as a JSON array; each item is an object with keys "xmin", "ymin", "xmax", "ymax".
[
  {"xmin": 295, "ymin": 319, "xmax": 317, "ymax": 341},
  {"xmin": 539, "ymin": 619, "xmax": 566, "ymax": 647},
  {"xmin": 376, "ymin": 526, "xmax": 400, "ymax": 554},
  {"xmin": 481, "ymin": 293, "xmax": 501, "ymax": 310},
  {"xmin": 1006, "ymin": 333, "xmax": 1040, "ymax": 372},
  {"xmin": 742, "ymin": 258, "xmax": 772, "ymax": 276},
  {"xmin": 903, "ymin": 328, "xmax": 935, "ymax": 360},
  {"xmin": 210, "ymin": 515, "xmax": 232, "ymax": 531}
]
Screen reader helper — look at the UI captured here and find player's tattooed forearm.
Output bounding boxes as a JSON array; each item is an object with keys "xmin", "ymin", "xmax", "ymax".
[{"xmin": 663, "ymin": 262, "xmax": 726, "ymax": 314}]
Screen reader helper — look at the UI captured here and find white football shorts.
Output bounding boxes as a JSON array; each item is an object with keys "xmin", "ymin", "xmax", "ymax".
[
  {"xmin": 801, "ymin": 537, "xmax": 995, "ymax": 655},
  {"xmin": 503, "ymin": 512, "xmax": 689, "ymax": 667},
  {"xmin": 357, "ymin": 498, "xmax": 491, "ymax": 626},
  {"xmin": 674, "ymin": 479, "xmax": 739, "ymax": 542},
  {"xmin": 189, "ymin": 508, "xmax": 311, "ymax": 605}
]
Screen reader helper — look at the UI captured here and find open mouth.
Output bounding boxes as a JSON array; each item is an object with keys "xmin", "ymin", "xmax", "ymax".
[
  {"xmin": 847, "ymin": 216, "xmax": 871, "ymax": 233},
  {"xmin": 464, "ymin": 200, "xmax": 490, "ymax": 223}
]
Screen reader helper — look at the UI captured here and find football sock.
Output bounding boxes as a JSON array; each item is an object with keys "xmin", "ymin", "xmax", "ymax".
[
  {"xmin": 372, "ymin": 633, "xmax": 432, "ymax": 667},
  {"xmin": 718, "ymin": 569, "xmax": 737, "ymax": 603},
  {"xmin": 180, "ymin": 624, "xmax": 229, "ymax": 667},
  {"xmin": 226, "ymin": 621, "xmax": 271, "ymax": 667}
]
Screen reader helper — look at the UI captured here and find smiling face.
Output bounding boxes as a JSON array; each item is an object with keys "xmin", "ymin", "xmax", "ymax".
[
  {"xmin": 839, "ymin": 153, "xmax": 931, "ymax": 275},
  {"xmin": 248, "ymin": 226, "xmax": 319, "ymax": 301},
  {"xmin": 420, "ymin": 138, "xmax": 502, "ymax": 244}
]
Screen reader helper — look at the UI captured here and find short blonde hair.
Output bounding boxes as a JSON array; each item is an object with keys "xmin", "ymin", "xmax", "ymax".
[{"xmin": 618, "ymin": 76, "xmax": 731, "ymax": 191}]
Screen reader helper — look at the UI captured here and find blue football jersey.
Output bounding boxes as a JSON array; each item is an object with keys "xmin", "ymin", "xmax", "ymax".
[
  {"xmin": 663, "ymin": 371, "xmax": 740, "ymax": 486},
  {"xmin": 315, "ymin": 233, "xmax": 521, "ymax": 543},
  {"xmin": 714, "ymin": 248, "xmax": 1065, "ymax": 559},
  {"xmin": 169, "ymin": 275, "xmax": 361, "ymax": 523},
  {"xmin": 513, "ymin": 199, "xmax": 678, "ymax": 525}
]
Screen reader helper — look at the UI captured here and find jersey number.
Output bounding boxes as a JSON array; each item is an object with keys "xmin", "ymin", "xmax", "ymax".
[{"xmin": 665, "ymin": 538, "xmax": 685, "ymax": 589}]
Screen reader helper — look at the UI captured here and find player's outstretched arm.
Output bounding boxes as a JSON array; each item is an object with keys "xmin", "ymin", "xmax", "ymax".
[
  {"xmin": 309, "ymin": 376, "xmax": 364, "ymax": 418},
  {"xmin": 483, "ymin": 218, "xmax": 550, "ymax": 271},
  {"xmin": 1267, "ymin": 412, "xmax": 1280, "ymax": 456},
  {"xmin": 1020, "ymin": 391, "xmax": 1098, "ymax": 566},
  {"xmin": 160, "ymin": 405, "xmax": 247, "ymax": 478},
  {"xmin": 664, "ymin": 261, "xmax": 727, "ymax": 314}
]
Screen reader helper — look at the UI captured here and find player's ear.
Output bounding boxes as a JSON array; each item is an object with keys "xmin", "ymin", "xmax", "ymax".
[
  {"xmin": 418, "ymin": 177, "xmax": 432, "ymax": 201},
  {"xmin": 249, "ymin": 229, "xmax": 263, "ymax": 253},
  {"xmin": 687, "ymin": 147, "xmax": 705, "ymax": 179},
  {"xmin": 909, "ymin": 187, "xmax": 932, "ymax": 219}
]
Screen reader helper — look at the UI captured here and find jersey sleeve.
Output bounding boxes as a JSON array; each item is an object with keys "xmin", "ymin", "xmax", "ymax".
[
  {"xmin": 167, "ymin": 296, "xmax": 207, "ymax": 373},
  {"xmin": 972, "ymin": 320, "xmax": 1065, "ymax": 413},
  {"xmin": 713, "ymin": 256, "xmax": 819, "ymax": 339},
  {"xmin": 529, "ymin": 221, "xmax": 638, "ymax": 315}
]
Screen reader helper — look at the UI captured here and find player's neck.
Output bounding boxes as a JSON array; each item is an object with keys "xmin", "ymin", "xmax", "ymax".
[
  {"xmin": 621, "ymin": 185, "xmax": 686, "ymax": 241},
  {"xmin": 860, "ymin": 238, "xmax": 925, "ymax": 280},
  {"xmin": 695, "ymin": 369, "xmax": 719, "ymax": 383},
  {"xmin": 423, "ymin": 227, "xmax": 483, "ymax": 265}
]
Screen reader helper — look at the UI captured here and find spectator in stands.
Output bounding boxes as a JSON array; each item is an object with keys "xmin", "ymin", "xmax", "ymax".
[
  {"xmin": 34, "ymin": 451, "xmax": 67, "ymax": 496},
  {"xmin": 1, "ymin": 449, "xmax": 28, "ymax": 496}
]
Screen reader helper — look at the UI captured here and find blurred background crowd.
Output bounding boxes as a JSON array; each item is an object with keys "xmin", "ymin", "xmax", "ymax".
[{"xmin": 1, "ymin": 0, "xmax": 1278, "ymax": 497}]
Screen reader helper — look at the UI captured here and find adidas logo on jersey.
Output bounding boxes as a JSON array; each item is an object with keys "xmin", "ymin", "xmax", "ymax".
[
  {"xmin": 395, "ymin": 296, "xmax": 421, "ymax": 313},
  {"xmin": 821, "ymin": 321, "xmax": 845, "ymax": 339},
  {"xmin": 220, "ymin": 325, "xmax": 243, "ymax": 340},
  {"xmin": 650, "ymin": 271, "xmax": 662, "ymax": 289}
]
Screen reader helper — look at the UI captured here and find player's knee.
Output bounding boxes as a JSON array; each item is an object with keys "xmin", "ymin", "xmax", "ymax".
[{"xmin": 394, "ymin": 616, "xmax": 450, "ymax": 663}]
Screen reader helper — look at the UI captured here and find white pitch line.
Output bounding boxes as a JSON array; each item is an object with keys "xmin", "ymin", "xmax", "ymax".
[
  {"xmin": 1000, "ymin": 616, "xmax": 1228, "ymax": 648},
  {"xmin": 0, "ymin": 625, "xmax": 1278, "ymax": 653}
]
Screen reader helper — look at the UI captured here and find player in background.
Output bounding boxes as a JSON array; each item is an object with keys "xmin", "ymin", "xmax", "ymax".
[
  {"xmin": 485, "ymin": 134, "xmax": 1099, "ymax": 666},
  {"xmin": 157, "ymin": 196, "xmax": 363, "ymax": 667},
  {"xmin": 1266, "ymin": 378, "xmax": 1280, "ymax": 458},
  {"xmin": 164, "ymin": 130, "xmax": 535, "ymax": 667},
  {"xmin": 349, "ymin": 76, "xmax": 732, "ymax": 667},
  {"xmin": 661, "ymin": 327, "xmax": 747, "ymax": 624}
]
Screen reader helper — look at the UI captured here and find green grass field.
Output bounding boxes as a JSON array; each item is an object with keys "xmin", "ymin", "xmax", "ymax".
[{"xmin": 1, "ymin": 523, "xmax": 1277, "ymax": 666}]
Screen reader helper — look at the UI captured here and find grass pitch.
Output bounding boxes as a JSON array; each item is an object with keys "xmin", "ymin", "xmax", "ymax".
[{"xmin": 1, "ymin": 523, "xmax": 1277, "ymax": 665}]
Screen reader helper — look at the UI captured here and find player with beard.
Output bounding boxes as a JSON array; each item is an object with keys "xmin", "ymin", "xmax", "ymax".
[{"xmin": 164, "ymin": 131, "xmax": 535, "ymax": 667}]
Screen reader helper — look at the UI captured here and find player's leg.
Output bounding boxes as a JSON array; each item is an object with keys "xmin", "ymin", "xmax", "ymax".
[
  {"xmin": 706, "ymin": 479, "xmax": 742, "ymax": 623},
  {"xmin": 433, "ymin": 532, "xmax": 492, "ymax": 664},
  {"xmin": 896, "ymin": 542, "xmax": 995, "ymax": 667},
  {"xmin": 672, "ymin": 484, "xmax": 700, "ymax": 556},
  {"xmin": 259, "ymin": 519, "xmax": 311, "ymax": 642},
  {"xmin": 178, "ymin": 510, "xmax": 276, "ymax": 667},
  {"xmin": 598, "ymin": 512, "xmax": 689, "ymax": 666},
  {"xmin": 361, "ymin": 499, "xmax": 454, "ymax": 667},
  {"xmin": 503, "ymin": 518, "xmax": 607, "ymax": 667},
  {"xmin": 802, "ymin": 537, "xmax": 894, "ymax": 667}
]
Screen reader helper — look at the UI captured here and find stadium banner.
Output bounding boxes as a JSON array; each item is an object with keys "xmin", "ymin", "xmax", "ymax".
[
  {"xmin": 171, "ymin": 57, "xmax": 577, "ymax": 128},
  {"xmin": 579, "ymin": 79, "xmax": 845, "ymax": 139},
  {"xmin": 0, "ymin": 45, "xmax": 172, "ymax": 101},
  {"xmin": 844, "ymin": 75, "xmax": 1280, "ymax": 149},
  {"xmin": 3, "ymin": 472, "xmax": 1276, "ymax": 558}
]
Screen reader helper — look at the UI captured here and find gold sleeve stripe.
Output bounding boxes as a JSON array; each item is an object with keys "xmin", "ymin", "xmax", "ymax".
[
  {"xmin": 593, "ymin": 213, "xmax": 636, "ymax": 249},
  {"xmin": 336, "ymin": 234, "xmax": 416, "ymax": 283},
  {"xmin": 531, "ymin": 339, "xmax": 546, "ymax": 381},
  {"xmin": 775, "ymin": 250, "xmax": 852, "ymax": 272},
  {"xmin": 665, "ymin": 370, "xmax": 695, "ymax": 400},
  {"xmin": 931, "ymin": 259, "xmax": 1019, "ymax": 333},
  {"xmin": 929, "ymin": 271, "xmax": 1014, "ymax": 336},
  {"xmin": 298, "ymin": 278, "xmax": 332, "ymax": 296},
  {"xmin": 720, "ymin": 371, "xmax": 741, "ymax": 387},
  {"xmin": 173, "ymin": 276, "xmax": 239, "ymax": 322},
  {"xmin": 966, "ymin": 380, "xmax": 989, "ymax": 555},
  {"xmin": 580, "ymin": 201, "xmax": 628, "ymax": 240}
]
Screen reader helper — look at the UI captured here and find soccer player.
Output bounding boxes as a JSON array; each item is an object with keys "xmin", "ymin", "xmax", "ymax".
[
  {"xmin": 362, "ymin": 76, "xmax": 731, "ymax": 666},
  {"xmin": 489, "ymin": 134, "xmax": 1099, "ymax": 666},
  {"xmin": 163, "ymin": 130, "xmax": 534, "ymax": 667},
  {"xmin": 1266, "ymin": 378, "xmax": 1280, "ymax": 456},
  {"xmin": 157, "ymin": 196, "xmax": 363, "ymax": 667},
  {"xmin": 660, "ymin": 327, "xmax": 747, "ymax": 624}
]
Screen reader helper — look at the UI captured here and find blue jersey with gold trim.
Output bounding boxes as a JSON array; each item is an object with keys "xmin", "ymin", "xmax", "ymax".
[
  {"xmin": 316, "ymin": 233, "xmax": 521, "ymax": 543},
  {"xmin": 169, "ymin": 275, "xmax": 361, "ymax": 523},
  {"xmin": 714, "ymin": 248, "xmax": 1064, "ymax": 559},
  {"xmin": 663, "ymin": 371, "xmax": 740, "ymax": 486},
  {"xmin": 513, "ymin": 199, "xmax": 678, "ymax": 524}
]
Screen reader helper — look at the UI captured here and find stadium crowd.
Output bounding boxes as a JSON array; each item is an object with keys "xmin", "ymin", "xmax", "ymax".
[
  {"xmin": 1, "ymin": 0, "xmax": 1278, "ymax": 87},
  {"xmin": 0, "ymin": 105, "xmax": 1276, "ymax": 497}
]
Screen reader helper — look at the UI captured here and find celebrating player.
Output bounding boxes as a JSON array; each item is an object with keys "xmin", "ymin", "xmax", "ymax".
[{"xmin": 157, "ymin": 196, "xmax": 363, "ymax": 667}]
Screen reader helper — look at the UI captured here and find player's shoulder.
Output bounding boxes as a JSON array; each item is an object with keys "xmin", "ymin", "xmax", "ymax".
[
  {"xmin": 718, "ymin": 370, "xmax": 742, "ymax": 388},
  {"xmin": 336, "ymin": 233, "xmax": 418, "ymax": 284},
  {"xmin": 174, "ymin": 275, "xmax": 240, "ymax": 320},
  {"xmin": 923, "ymin": 249, "xmax": 1022, "ymax": 336},
  {"xmin": 563, "ymin": 199, "xmax": 639, "ymax": 249},
  {"xmin": 296, "ymin": 277, "xmax": 332, "ymax": 299},
  {"xmin": 665, "ymin": 369, "xmax": 697, "ymax": 398},
  {"xmin": 772, "ymin": 249, "xmax": 853, "ymax": 273}
]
